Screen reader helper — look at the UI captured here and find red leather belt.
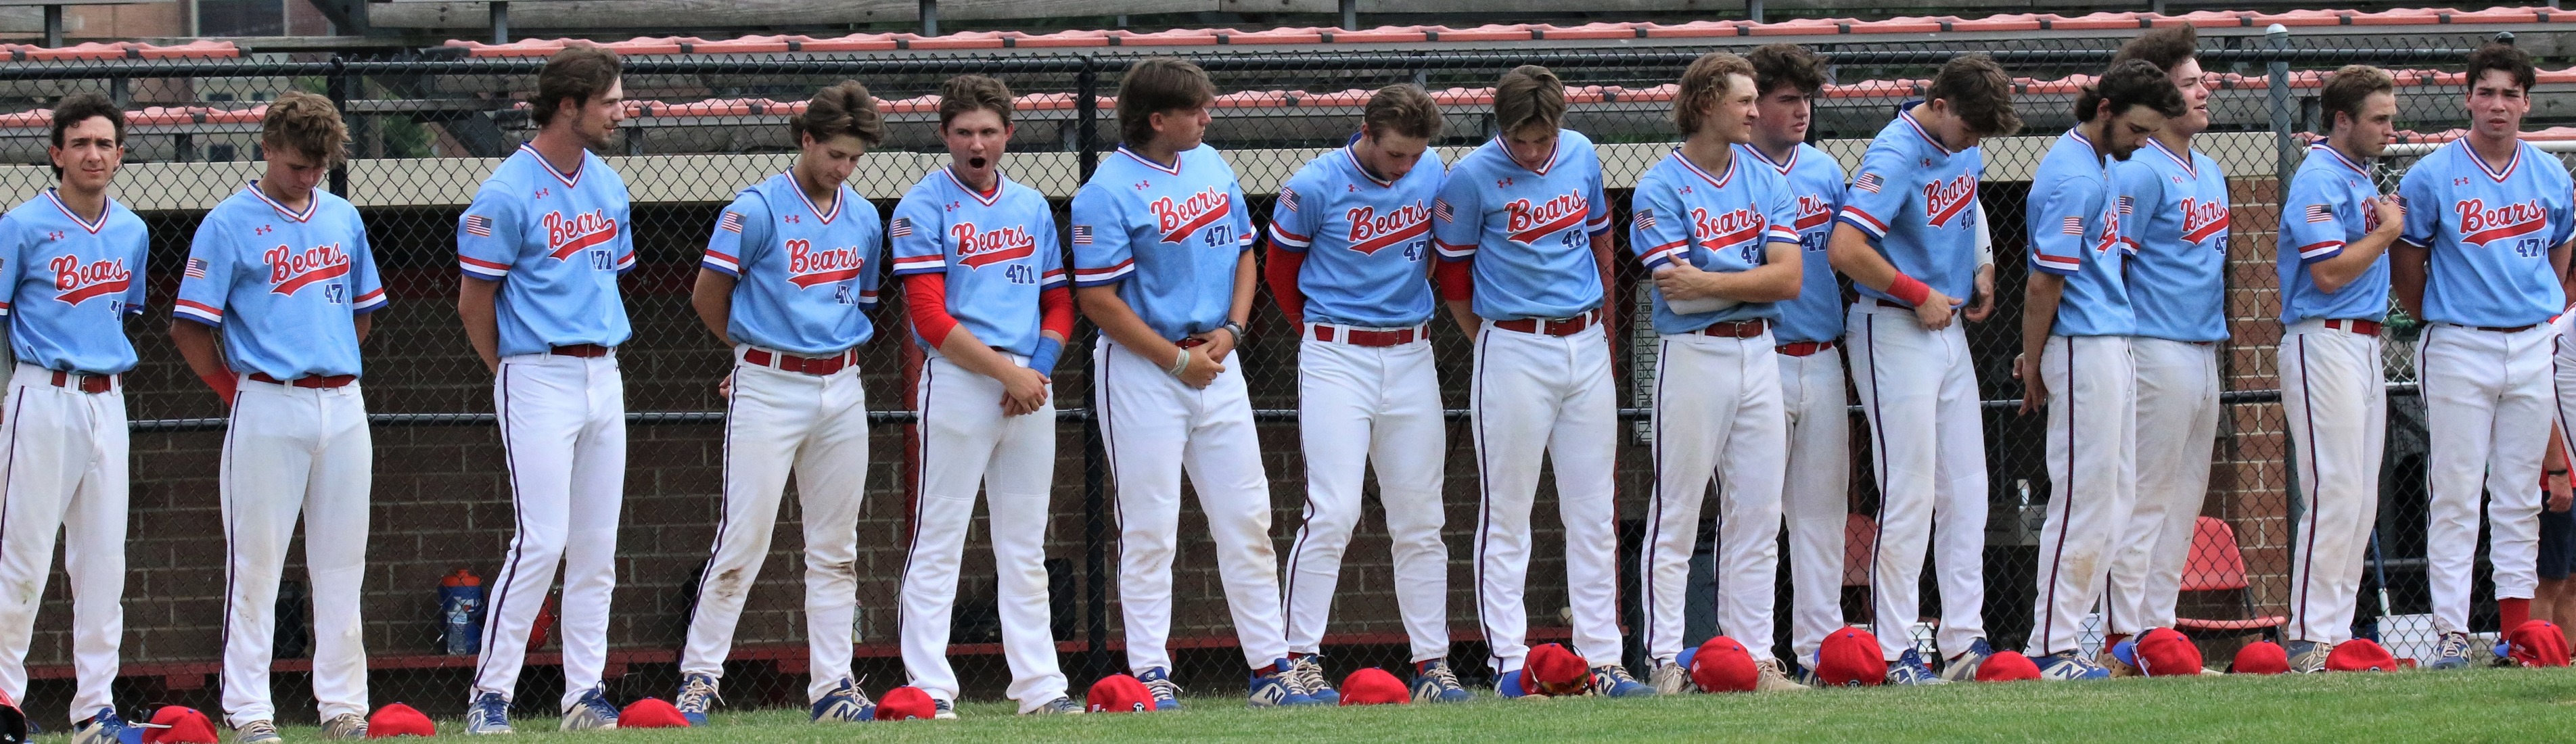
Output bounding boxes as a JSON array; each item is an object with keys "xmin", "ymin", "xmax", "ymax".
[
  {"xmin": 1310, "ymin": 324, "xmax": 1425, "ymax": 347},
  {"xmin": 47, "ymin": 371, "xmax": 114, "ymax": 394},
  {"xmin": 2323, "ymin": 319, "xmax": 2383, "ymax": 335},
  {"xmin": 250, "ymin": 373, "xmax": 356, "ymax": 388},
  {"xmin": 743, "ymin": 348, "xmax": 857, "ymax": 375},
  {"xmin": 551, "ymin": 344, "xmax": 613, "ymax": 358},
  {"xmin": 1692, "ymin": 319, "xmax": 1768, "ymax": 338},
  {"xmin": 1492, "ymin": 309, "xmax": 1599, "ymax": 336},
  {"xmin": 1778, "ymin": 340, "xmax": 1837, "ymax": 357}
]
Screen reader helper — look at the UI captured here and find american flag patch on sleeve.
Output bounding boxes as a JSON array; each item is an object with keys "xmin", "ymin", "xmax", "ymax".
[
  {"xmin": 1281, "ymin": 187, "xmax": 1300, "ymax": 212},
  {"xmin": 889, "ymin": 217, "xmax": 913, "ymax": 237},
  {"xmin": 1853, "ymin": 172, "xmax": 1883, "ymax": 193},
  {"xmin": 1072, "ymin": 225, "xmax": 1094, "ymax": 245},
  {"xmin": 184, "ymin": 258, "xmax": 208, "ymax": 279},
  {"xmin": 2304, "ymin": 204, "xmax": 2335, "ymax": 223},
  {"xmin": 718, "ymin": 211, "xmax": 745, "ymax": 233},
  {"xmin": 2061, "ymin": 216, "xmax": 2085, "ymax": 235},
  {"xmin": 463, "ymin": 214, "xmax": 492, "ymax": 237},
  {"xmin": 1434, "ymin": 198, "xmax": 1454, "ymax": 223},
  {"xmin": 2117, "ymin": 196, "xmax": 2135, "ymax": 215},
  {"xmin": 1634, "ymin": 208, "xmax": 1655, "ymax": 231}
]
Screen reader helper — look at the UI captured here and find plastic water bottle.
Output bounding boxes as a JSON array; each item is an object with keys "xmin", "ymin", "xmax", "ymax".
[{"xmin": 442, "ymin": 569, "xmax": 484, "ymax": 655}]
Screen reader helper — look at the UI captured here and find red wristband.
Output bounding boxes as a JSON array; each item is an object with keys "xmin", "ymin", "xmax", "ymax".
[{"xmin": 1887, "ymin": 273, "xmax": 1932, "ymax": 307}]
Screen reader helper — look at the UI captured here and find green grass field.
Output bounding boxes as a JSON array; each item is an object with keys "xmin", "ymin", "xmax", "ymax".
[{"xmin": 196, "ymin": 668, "xmax": 2576, "ymax": 743}]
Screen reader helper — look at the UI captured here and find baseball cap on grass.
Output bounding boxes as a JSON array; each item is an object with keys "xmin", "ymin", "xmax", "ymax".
[
  {"xmin": 2506, "ymin": 620, "xmax": 2571, "ymax": 668},
  {"xmin": 618, "ymin": 698, "xmax": 689, "ymax": 728},
  {"xmin": 1521, "ymin": 643, "xmax": 1593, "ymax": 697},
  {"xmin": 365, "ymin": 704, "xmax": 436, "ymax": 738},
  {"xmin": 2230, "ymin": 641, "xmax": 2290, "ymax": 674},
  {"xmin": 1973, "ymin": 650, "xmax": 2041, "ymax": 681},
  {"xmin": 141, "ymin": 707, "xmax": 217, "ymax": 744},
  {"xmin": 2131, "ymin": 628, "xmax": 2205, "ymax": 677},
  {"xmin": 1685, "ymin": 636, "xmax": 1758, "ymax": 693},
  {"xmin": 1339, "ymin": 668, "xmax": 1408, "ymax": 705},
  {"xmin": 1087, "ymin": 674, "xmax": 1153, "ymax": 713},
  {"xmin": 874, "ymin": 687, "xmax": 936, "ymax": 720},
  {"xmin": 2325, "ymin": 638, "xmax": 2398, "ymax": 672},
  {"xmin": 1812, "ymin": 626, "xmax": 1886, "ymax": 687}
]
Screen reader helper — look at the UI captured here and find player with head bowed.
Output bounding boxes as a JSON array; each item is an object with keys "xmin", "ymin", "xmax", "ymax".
[
  {"xmin": 2098, "ymin": 26, "xmax": 2231, "ymax": 674},
  {"xmin": 2393, "ymin": 43, "xmax": 2575, "ymax": 669},
  {"xmin": 1630, "ymin": 51, "xmax": 1807, "ymax": 695},
  {"xmin": 1071, "ymin": 57, "xmax": 1319, "ymax": 709},
  {"xmin": 0, "ymin": 91, "xmax": 145, "ymax": 744},
  {"xmin": 1266, "ymin": 85, "xmax": 1468, "ymax": 703},
  {"xmin": 672, "ymin": 81, "xmax": 888, "ymax": 725},
  {"xmin": 170, "ymin": 91, "xmax": 386, "ymax": 742},
  {"xmin": 890, "ymin": 74, "xmax": 1082, "ymax": 717},
  {"xmin": 1825, "ymin": 54, "xmax": 2019, "ymax": 685},
  {"xmin": 1431, "ymin": 65, "xmax": 1651, "ymax": 699},
  {"xmin": 455, "ymin": 47, "xmax": 637, "ymax": 733},
  {"xmin": 2276, "ymin": 65, "xmax": 2404, "ymax": 673},
  {"xmin": 2015, "ymin": 59, "xmax": 2184, "ymax": 681}
]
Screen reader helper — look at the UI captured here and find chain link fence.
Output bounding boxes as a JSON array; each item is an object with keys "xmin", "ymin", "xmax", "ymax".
[{"xmin": 0, "ymin": 29, "xmax": 2528, "ymax": 724}]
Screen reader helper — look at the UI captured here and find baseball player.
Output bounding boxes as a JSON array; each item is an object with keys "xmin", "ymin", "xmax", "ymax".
[
  {"xmin": 1267, "ymin": 85, "xmax": 1468, "ymax": 703},
  {"xmin": 1631, "ymin": 52, "xmax": 1806, "ymax": 695},
  {"xmin": 1825, "ymin": 55, "xmax": 2019, "ymax": 684},
  {"xmin": 1431, "ymin": 65, "xmax": 1651, "ymax": 699},
  {"xmin": 672, "ymin": 81, "xmax": 886, "ymax": 725},
  {"xmin": 2100, "ymin": 27, "xmax": 2231, "ymax": 668},
  {"xmin": 2393, "ymin": 43, "xmax": 2574, "ymax": 669},
  {"xmin": 890, "ymin": 74, "xmax": 1082, "ymax": 717},
  {"xmin": 0, "ymin": 91, "xmax": 143, "ymax": 744},
  {"xmin": 2274, "ymin": 65, "xmax": 2402, "ymax": 673},
  {"xmin": 455, "ymin": 47, "xmax": 637, "ymax": 733},
  {"xmin": 1070, "ymin": 57, "xmax": 1316, "ymax": 709},
  {"xmin": 169, "ymin": 91, "xmax": 384, "ymax": 743},
  {"xmin": 2015, "ymin": 60, "xmax": 2182, "ymax": 680}
]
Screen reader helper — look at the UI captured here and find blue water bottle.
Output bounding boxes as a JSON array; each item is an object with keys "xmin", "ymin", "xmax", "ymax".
[{"xmin": 441, "ymin": 569, "xmax": 484, "ymax": 655}]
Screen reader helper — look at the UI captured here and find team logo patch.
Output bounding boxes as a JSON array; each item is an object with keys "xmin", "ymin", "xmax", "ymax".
[
  {"xmin": 1504, "ymin": 193, "xmax": 1588, "ymax": 246},
  {"xmin": 1923, "ymin": 175, "xmax": 1976, "ymax": 228},
  {"xmin": 50, "ymin": 254, "xmax": 131, "ymax": 305},
  {"xmin": 952, "ymin": 221, "xmax": 1038, "ymax": 268},
  {"xmin": 1692, "ymin": 206, "xmax": 1767, "ymax": 258},
  {"xmin": 1793, "ymin": 195, "xmax": 1833, "ymax": 233},
  {"xmin": 2457, "ymin": 197, "xmax": 2550, "ymax": 246},
  {"xmin": 1852, "ymin": 172, "xmax": 1883, "ymax": 194},
  {"xmin": 785, "ymin": 239, "xmax": 867, "ymax": 288},
  {"xmin": 1343, "ymin": 202, "xmax": 1432, "ymax": 256},
  {"xmin": 543, "ymin": 209, "xmax": 620, "ymax": 260},
  {"xmin": 890, "ymin": 216, "xmax": 915, "ymax": 238},
  {"xmin": 1150, "ymin": 187, "xmax": 1233, "ymax": 243},
  {"xmin": 267, "ymin": 243, "xmax": 351, "ymax": 296},
  {"xmin": 463, "ymin": 214, "xmax": 492, "ymax": 237},
  {"xmin": 2182, "ymin": 197, "xmax": 2230, "ymax": 244}
]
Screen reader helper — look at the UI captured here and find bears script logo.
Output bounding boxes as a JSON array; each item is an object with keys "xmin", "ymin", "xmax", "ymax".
[
  {"xmin": 1923, "ymin": 175, "xmax": 1977, "ymax": 228},
  {"xmin": 1505, "ymin": 193, "xmax": 1588, "ymax": 245},
  {"xmin": 543, "ymin": 209, "xmax": 620, "ymax": 260},
  {"xmin": 2457, "ymin": 198, "xmax": 2548, "ymax": 246},
  {"xmin": 953, "ymin": 222, "xmax": 1038, "ymax": 268},
  {"xmin": 2181, "ymin": 197, "xmax": 2231, "ymax": 245},
  {"xmin": 785, "ymin": 239, "xmax": 867, "ymax": 288},
  {"xmin": 1691, "ymin": 206, "xmax": 1766, "ymax": 258},
  {"xmin": 267, "ymin": 243, "xmax": 351, "ymax": 295},
  {"xmin": 1343, "ymin": 202, "xmax": 1432, "ymax": 255},
  {"xmin": 1793, "ymin": 195, "xmax": 1833, "ymax": 233},
  {"xmin": 1151, "ymin": 187, "xmax": 1232, "ymax": 243},
  {"xmin": 51, "ymin": 254, "xmax": 130, "ymax": 305}
]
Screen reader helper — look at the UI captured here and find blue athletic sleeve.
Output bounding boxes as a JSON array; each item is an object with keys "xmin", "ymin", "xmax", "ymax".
[
  {"xmin": 1037, "ymin": 214, "xmax": 1067, "ymax": 289},
  {"xmin": 350, "ymin": 220, "xmax": 388, "ymax": 314},
  {"xmin": 2281, "ymin": 169, "xmax": 2352, "ymax": 265},
  {"xmin": 1070, "ymin": 183, "xmax": 1135, "ymax": 286},
  {"xmin": 2028, "ymin": 175, "xmax": 2100, "ymax": 277},
  {"xmin": 457, "ymin": 184, "xmax": 524, "ymax": 279},
  {"xmin": 175, "ymin": 214, "xmax": 236, "ymax": 326},
  {"xmin": 2397, "ymin": 164, "xmax": 2437, "ymax": 250},
  {"xmin": 1837, "ymin": 143, "xmax": 1912, "ymax": 245},
  {"xmin": 888, "ymin": 192, "xmax": 946, "ymax": 276},
  {"xmin": 1230, "ymin": 179, "xmax": 1256, "ymax": 252},
  {"xmin": 1584, "ymin": 154, "xmax": 1613, "ymax": 238},
  {"xmin": 1269, "ymin": 170, "xmax": 1322, "ymax": 252},
  {"xmin": 1431, "ymin": 168, "xmax": 1483, "ymax": 261},
  {"xmin": 1627, "ymin": 172, "xmax": 1693, "ymax": 270}
]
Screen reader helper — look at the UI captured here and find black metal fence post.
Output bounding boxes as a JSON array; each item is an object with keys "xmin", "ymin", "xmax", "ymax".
[{"xmin": 1075, "ymin": 53, "xmax": 1111, "ymax": 684}]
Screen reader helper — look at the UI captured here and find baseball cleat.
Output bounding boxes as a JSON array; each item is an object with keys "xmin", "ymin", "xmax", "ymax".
[
  {"xmin": 1248, "ymin": 657, "xmax": 1325, "ymax": 707},
  {"xmin": 1135, "ymin": 668, "xmax": 1184, "ymax": 711},
  {"xmin": 1885, "ymin": 649, "xmax": 1947, "ymax": 686},
  {"xmin": 317, "ymin": 714, "xmax": 369, "ymax": 741},
  {"xmin": 2284, "ymin": 641, "xmax": 2331, "ymax": 674},
  {"xmin": 1588, "ymin": 664, "xmax": 1657, "ymax": 697},
  {"xmin": 2428, "ymin": 632, "xmax": 2472, "ymax": 670},
  {"xmin": 233, "ymin": 720, "xmax": 283, "ymax": 744},
  {"xmin": 674, "ymin": 672, "xmax": 720, "ymax": 727},
  {"xmin": 2033, "ymin": 650, "xmax": 2112, "ymax": 680},
  {"xmin": 1753, "ymin": 659, "xmax": 1810, "ymax": 692},
  {"xmin": 1024, "ymin": 697, "xmax": 1084, "ymax": 715},
  {"xmin": 1289, "ymin": 655, "xmax": 1339, "ymax": 704},
  {"xmin": 1410, "ymin": 660, "xmax": 1471, "ymax": 703},
  {"xmin": 72, "ymin": 707, "xmax": 131, "ymax": 744},
  {"xmin": 932, "ymin": 699, "xmax": 957, "ymax": 720},
  {"xmin": 1938, "ymin": 638, "xmax": 1996, "ymax": 682},
  {"xmin": 1783, "ymin": 657, "xmax": 1822, "ymax": 687},
  {"xmin": 559, "ymin": 686, "xmax": 620, "ymax": 731},
  {"xmin": 1496, "ymin": 669, "xmax": 1540, "ymax": 699},
  {"xmin": 809, "ymin": 678, "xmax": 875, "ymax": 722},
  {"xmin": 464, "ymin": 693, "xmax": 513, "ymax": 735},
  {"xmin": 1649, "ymin": 659, "xmax": 1689, "ymax": 695}
]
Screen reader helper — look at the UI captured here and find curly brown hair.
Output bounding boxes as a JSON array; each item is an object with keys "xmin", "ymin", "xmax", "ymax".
[
  {"xmin": 1747, "ymin": 43, "xmax": 1828, "ymax": 97},
  {"xmin": 795, "ymin": 80, "xmax": 884, "ymax": 147},
  {"xmin": 2111, "ymin": 25, "xmax": 2199, "ymax": 76},
  {"xmin": 262, "ymin": 91, "xmax": 349, "ymax": 166},
  {"xmin": 1926, "ymin": 54, "xmax": 2022, "ymax": 137},
  {"xmin": 939, "ymin": 74, "xmax": 1014, "ymax": 128},
  {"xmin": 1673, "ymin": 52, "xmax": 1757, "ymax": 137},
  {"xmin": 2466, "ymin": 41, "xmax": 2535, "ymax": 93}
]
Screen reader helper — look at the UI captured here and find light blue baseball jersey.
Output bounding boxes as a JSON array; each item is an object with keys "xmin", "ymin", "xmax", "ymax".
[
  {"xmin": 174, "ymin": 183, "xmax": 389, "ymax": 379},
  {"xmin": 2114, "ymin": 137, "xmax": 2231, "ymax": 342},
  {"xmin": 457, "ymin": 143, "xmax": 636, "ymax": 357},
  {"xmin": 1430, "ymin": 129, "xmax": 1615, "ymax": 321},
  {"xmin": 1628, "ymin": 148, "xmax": 1801, "ymax": 334},
  {"xmin": 2025, "ymin": 130, "xmax": 2134, "ymax": 337},
  {"xmin": 1837, "ymin": 105, "xmax": 1984, "ymax": 306},
  {"xmin": 2396, "ymin": 138, "xmax": 2575, "ymax": 328},
  {"xmin": 0, "ymin": 189, "xmax": 147, "ymax": 374},
  {"xmin": 2276, "ymin": 143, "xmax": 2391, "ymax": 325},
  {"xmin": 1745, "ymin": 141, "xmax": 1848, "ymax": 344},
  {"xmin": 890, "ymin": 168, "xmax": 1063, "ymax": 356},
  {"xmin": 1070, "ymin": 144, "xmax": 1256, "ymax": 341},
  {"xmin": 1269, "ymin": 141, "xmax": 1444, "ymax": 328},
  {"xmin": 700, "ymin": 172, "xmax": 883, "ymax": 356}
]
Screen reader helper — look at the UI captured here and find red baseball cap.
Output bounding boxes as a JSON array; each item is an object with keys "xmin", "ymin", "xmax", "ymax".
[
  {"xmin": 1973, "ymin": 650, "xmax": 2041, "ymax": 682},
  {"xmin": 874, "ymin": 687, "xmax": 936, "ymax": 721},
  {"xmin": 1812, "ymin": 626, "xmax": 1886, "ymax": 687},
  {"xmin": 1521, "ymin": 643, "xmax": 1593, "ymax": 697},
  {"xmin": 1087, "ymin": 674, "xmax": 1153, "ymax": 713},
  {"xmin": 365, "ymin": 703, "xmax": 437, "ymax": 738},
  {"xmin": 141, "ymin": 707, "xmax": 218, "ymax": 744},
  {"xmin": 1686, "ymin": 636, "xmax": 1758, "ymax": 693},
  {"xmin": 2133, "ymin": 628, "xmax": 2205, "ymax": 677},
  {"xmin": 618, "ymin": 698, "xmax": 689, "ymax": 728},
  {"xmin": 2231, "ymin": 641, "xmax": 2290, "ymax": 674},
  {"xmin": 2507, "ymin": 620, "xmax": 2571, "ymax": 668},
  {"xmin": 2325, "ymin": 638, "xmax": 2398, "ymax": 672},
  {"xmin": 1339, "ymin": 668, "xmax": 1408, "ymax": 705}
]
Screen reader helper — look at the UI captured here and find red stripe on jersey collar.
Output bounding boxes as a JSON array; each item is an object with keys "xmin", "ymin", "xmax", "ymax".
[
  {"xmin": 2309, "ymin": 142, "xmax": 2369, "ymax": 177},
  {"xmin": 1669, "ymin": 147, "xmax": 1735, "ymax": 189},
  {"xmin": 1741, "ymin": 142, "xmax": 1797, "ymax": 176},
  {"xmin": 1491, "ymin": 135, "xmax": 1561, "ymax": 177},
  {"xmin": 1900, "ymin": 109, "xmax": 1952, "ymax": 158},
  {"xmin": 1117, "ymin": 145, "xmax": 1184, "ymax": 176},
  {"xmin": 941, "ymin": 166, "xmax": 1007, "ymax": 208},
  {"xmin": 2458, "ymin": 137, "xmax": 2520, "ymax": 183},
  {"xmin": 244, "ymin": 181, "xmax": 319, "ymax": 223},
  {"xmin": 787, "ymin": 170, "xmax": 843, "ymax": 225},
  {"xmin": 1341, "ymin": 146, "xmax": 1396, "ymax": 188},
  {"xmin": 2147, "ymin": 137, "xmax": 2196, "ymax": 179},
  {"xmin": 520, "ymin": 142, "xmax": 582, "ymax": 189},
  {"xmin": 44, "ymin": 189, "xmax": 108, "ymax": 234}
]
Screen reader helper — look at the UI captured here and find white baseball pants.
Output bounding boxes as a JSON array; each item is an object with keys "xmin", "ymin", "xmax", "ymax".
[
  {"xmin": 1469, "ymin": 323, "xmax": 1621, "ymax": 674},
  {"xmin": 1845, "ymin": 303, "xmax": 1989, "ymax": 660},
  {"xmin": 474, "ymin": 352, "xmax": 626, "ymax": 710},
  {"xmin": 0, "ymin": 364, "xmax": 127, "ymax": 722},
  {"xmin": 1642, "ymin": 330, "xmax": 1787, "ymax": 664},
  {"xmin": 681, "ymin": 351, "xmax": 869, "ymax": 704},
  {"xmin": 900, "ymin": 352, "xmax": 1067, "ymax": 713},
  {"xmin": 2105, "ymin": 338, "xmax": 2220, "ymax": 636},
  {"xmin": 1281, "ymin": 331, "xmax": 1450, "ymax": 664},
  {"xmin": 2280, "ymin": 320, "xmax": 2384, "ymax": 645},
  {"xmin": 2422, "ymin": 323, "xmax": 2556, "ymax": 634},
  {"xmin": 1779, "ymin": 346, "xmax": 1851, "ymax": 661},
  {"xmin": 220, "ymin": 378, "xmax": 371, "ymax": 727},
  {"xmin": 1097, "ymin": 340, "xmax": 1289, "ymax": 672},
  {"xmin": 2026, "ymin": 335, "xmax": 2137, "ymax": 656}
]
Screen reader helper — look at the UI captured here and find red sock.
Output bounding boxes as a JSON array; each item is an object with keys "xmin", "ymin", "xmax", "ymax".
[{"xmin": 2502, "ymin": 597, "xmax": 2533, "ymax": 632}]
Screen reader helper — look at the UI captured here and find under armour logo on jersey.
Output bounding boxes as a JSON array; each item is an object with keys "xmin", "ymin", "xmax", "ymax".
[
  {"xmin": 783, "ymin": 214, "xmax": 802, "ymax": 224},
  {"xmin": 534, "ymin": 188, "xmax": 550, "ymax": 200},
  {"xmin": 947, "ymin": 201, "xmax": 961, "ymax": 212},
  {"xmin": 1496, "ymin": 177, "xmax": 1515, "ymax": 188},
  {"xmin": 1134, "ymin": 180, "xmax": 1151, "ymax": 191},
  {"xmin": 1680, "ymin": 185, "xmax": 1693, "ymax": 195},
  {"xmin": 266, "ymin": 243, "xmax": 352, "ymax": 295},
  {"xmin": 1346, "ymin": 184, "xmax": 1358, "ymax": 193},
  {"xmin": 1920, "ymin": 158, "xmax": 1933, "ymax": 167},
  {"xmin": 2455, "ymin": 177, "xmax": 2473, "ymax": 187},
  {"xmin": 44, "ymin": 230, "xmax": 64, "ymax": 241},
  {"xmin": 49, "ymin": 254, "xmax": 131, "ymax": 305},
  {"xmin": 255, "ymin": 225, "xmax": 274, "ymax": 235}
]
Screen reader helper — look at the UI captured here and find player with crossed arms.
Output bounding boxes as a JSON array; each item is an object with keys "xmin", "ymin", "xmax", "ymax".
[
  {"xmin": 2015, "ymin": 60, "xmax": 2181, "ymax": 681},
  {"xmin": 1631, "ymin": 51, "xmax": 1807, "ymax": 695},
  {"xmin": 672, "ymin": 81, "xmax": 886, "ymax": 726},
  {"xmin": 1826, "ymin": 55, "xmax": 2019, "ymax": 684},
  {"xmin": 457, "ymin": 47, "xmax": 637, "ymax": 733},
  {"xmin": 2274, "ymin": 65, "xmax": 2401, "ymax": 674},
  {"xmin": 171, "ymin": 91, "xmax": 388, "ymax": 742},
  {"xmin": 890, "ymin": 74, "xmax": 1082, "ymax": 717},
  {"xmin": 1266, "ymin": 85, "xmax": 1466, "ymax": 704},
  {"xmin": 1431, "ymin": 65, "xmax": 1652, "ymax": 699},
  {"xmin": 2393, "ymin": 42, "xmax": 2575, "ymax": 670},
  {"xmin": 0, "ymin": 91, "xmax": 145, "ymax": 744}
]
